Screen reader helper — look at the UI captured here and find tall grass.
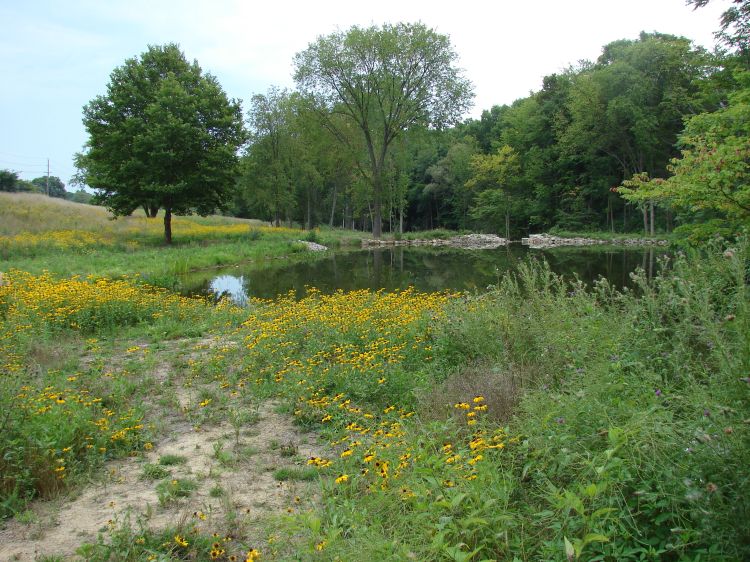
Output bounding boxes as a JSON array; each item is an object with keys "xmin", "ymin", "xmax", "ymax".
[{"xmin": 189, "ymin": 239, "xmax": 749, "ymax": 560}]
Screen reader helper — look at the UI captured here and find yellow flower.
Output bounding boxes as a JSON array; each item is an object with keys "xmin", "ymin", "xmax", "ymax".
[{"xmin": 335, "ymin": 474, "xmax": 349, "ymax": 484}]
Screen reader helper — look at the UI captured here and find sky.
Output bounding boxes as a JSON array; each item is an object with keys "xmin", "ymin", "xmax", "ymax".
[{"xmin": 0, "ymin": 0, "xmax": 727, "ymax": 187}]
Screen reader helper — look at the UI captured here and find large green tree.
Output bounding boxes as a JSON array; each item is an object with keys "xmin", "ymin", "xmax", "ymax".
[
  {"xmin": 31, "ymin": 176, "xmax": 66, "ymax": 198},
  {"xmin": 630, "ymin": 72, "xmax": 750, "ymax": 219},
  {"xmin": 465, "ymin": 145, "xmax": 523, "ymax": 238},
  {"xmin": 293, "ymin": 22, "xmax": 473, "ymax": 238},
  {"xmin": 74, "ymin": 44, "xmax": 246, "ymax": 243}
]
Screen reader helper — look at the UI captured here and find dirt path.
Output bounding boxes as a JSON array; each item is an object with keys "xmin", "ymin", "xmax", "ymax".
[{"xmin": 0, "ymin": 340, "xmax": 325, "ymax": 561}]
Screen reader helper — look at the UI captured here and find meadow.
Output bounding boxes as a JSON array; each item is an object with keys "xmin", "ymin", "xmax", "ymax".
[{"xmin": 0, "ymin": 194, "xmax": 748, "ymax": 561}]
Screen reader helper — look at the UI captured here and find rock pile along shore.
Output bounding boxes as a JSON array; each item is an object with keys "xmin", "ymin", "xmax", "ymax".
[
  {"xmin": 522, "ymin": 234, "xmax": 669, "ymax": 248},
  {"xmin": 362, "ymin": 234, "xmax": 509, "ymax": 250}
]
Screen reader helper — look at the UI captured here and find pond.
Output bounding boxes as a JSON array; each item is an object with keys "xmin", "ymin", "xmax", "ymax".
[{"xmin": 180, "ymin": 244, "xmax": 668, "ymax": 306}]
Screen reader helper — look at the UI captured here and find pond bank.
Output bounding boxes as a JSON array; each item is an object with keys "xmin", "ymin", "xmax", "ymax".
[
  {"xmin": 362, "ymin": 233, "xmax": 508, "ymax": 249},
  {"xmin": 522, "ymin": 233, "xmax": 669, "ymax": 248}
]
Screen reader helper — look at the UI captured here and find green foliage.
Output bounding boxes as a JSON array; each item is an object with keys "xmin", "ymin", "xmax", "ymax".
[
  {"xmin": 661, "ymin": 72, "xmax": 750, "ymax": 218},
  {"xmin": 155, "ymin": 477, "xmax": 197, "ymax": 505},
  {"xmin": 250, "ymin": 242, "xmax": 748, "ymax": 560},
  {"xmin": 141, "ymin": 463, "xmax": 171, "ymax": 480},
  {"xmin": 0, "ymin": 169, "xmax": 20, "ymax": 192},
  {"xmin": 31, "ymin": 176, "xmax": 66, "ymax": 198},
  {"xmin": 294, "ymin": 22, "xmax": 474, "ymax": 237},
  {"xmin": 273, "ymin": 467, "xmax": 318, "ymax": 482},
  {"xmin": 74, "ymin": 43, "xmax": 246, "ymax": 243}
]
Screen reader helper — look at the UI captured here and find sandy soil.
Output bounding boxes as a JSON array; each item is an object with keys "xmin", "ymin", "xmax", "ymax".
[{"xmin": 0, "ymin": 340, "xmax": 325, "ymax": 562}]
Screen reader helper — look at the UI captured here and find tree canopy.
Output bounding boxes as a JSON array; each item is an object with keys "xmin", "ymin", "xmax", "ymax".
[
  {"xmin": 74, "ymin": 43, "xmax": 246, "ymax": 243},
  {"xmin": 293, "ymin": 22, "xmax": 473, "ymax": 237}
]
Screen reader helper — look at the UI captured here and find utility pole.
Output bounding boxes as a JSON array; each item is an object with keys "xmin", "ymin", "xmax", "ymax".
[{"xmin": 46, "ymin": 158, "xmax": 50, "ymax": 196}]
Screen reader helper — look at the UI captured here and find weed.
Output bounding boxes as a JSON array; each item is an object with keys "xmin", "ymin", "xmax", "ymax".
[
  {"xmin": 155, "ymin": 478, "xmax": 197, "ymax": 506},
  {"xmin": 158, "ymin": 454, "xmax": 187, "ymax": 466},
  {"xmin": 272, "ymin": 468, "xmax": 318, "ymax": 482},
  {"xmin": 141, "ymin": 463, "xmax": 171, "ymax": 480}
]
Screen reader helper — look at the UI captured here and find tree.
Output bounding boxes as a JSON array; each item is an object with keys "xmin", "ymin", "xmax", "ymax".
[
  {"xmin": 294, "ymin": 22, "xmax": 473, "ymax": 238},
  {"xmin": 74, "ymin": 44, "xmax": 246, "ymax": 243},
  {"xmin": 465, "ymin": 145, "xmax": 523, "ymax": 238},
  {"xmin": 0, "ymin": 170, "xmax": 19, "ymax": 192},
  {"xmin": 561, "ymin": 33, "xmax": 712, "ymax": 232},
  {"xmin": 657, "ymin": 72, "xmax": 750, "ymax": 218},
  {"xmin": 31, "ymin": 176, "xmax": 66, "ymax": 198},
  {"xmin": 242, "ymin": 87, "xmax": 298, "ymax": 227},
  {"xmin": 689, "ymin": 0, "xmax": 750, "ymax": 64}
]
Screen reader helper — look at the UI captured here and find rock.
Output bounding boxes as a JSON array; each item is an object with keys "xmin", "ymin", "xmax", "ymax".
[
  {"xmin": 362, "ymin": 234, "xmax": 509, "ymax": 250},
  {"xmin": 522, "ymin": 233, "xmax": 668, "ymax": 248},
  {"xmin": 297, "ymin": 240, "xmax": 328, "ymax": 252}
]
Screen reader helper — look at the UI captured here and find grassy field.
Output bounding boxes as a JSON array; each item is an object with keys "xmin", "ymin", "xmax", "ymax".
[
  {"xmin": 0, "ymin": 193, "xmax": 365, "ymax": 283},
  {"xmin": 0, "ymin": 194, "xmax": 748, "ymax": 560}
]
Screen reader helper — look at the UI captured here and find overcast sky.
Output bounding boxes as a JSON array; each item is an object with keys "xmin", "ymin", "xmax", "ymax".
[{"xmin": 0, "ymin": 0, "xmax": 727, "ymax": 186}]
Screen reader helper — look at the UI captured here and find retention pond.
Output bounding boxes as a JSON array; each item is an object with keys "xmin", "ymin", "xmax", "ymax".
[{"xmin": 180, "ymin": 244, "xmax": 668, "ymax": 306}]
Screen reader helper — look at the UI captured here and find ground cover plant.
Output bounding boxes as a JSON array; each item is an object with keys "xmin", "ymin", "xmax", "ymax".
[
  {"xmin": 166, "ymin": 240, "xmax": 749, "ymax": 560},
  {"xmin": 1, "ymin": 193, "xmax": 747, "ymax": 559}
]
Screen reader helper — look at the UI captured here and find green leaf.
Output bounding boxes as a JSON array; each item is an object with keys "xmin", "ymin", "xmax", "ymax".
[{"xmin": 564, "ymin": 536, "xmax": 575, "ymax": 561}]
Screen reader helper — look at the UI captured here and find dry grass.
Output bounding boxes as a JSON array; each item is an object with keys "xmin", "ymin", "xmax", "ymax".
[
  {"xmin": 0, "ymin": 192, "xmax": 266, "ymax": 236},
  {"xmin": 417, "ymin": 360, "xmax": 523, "ymax": 423}
]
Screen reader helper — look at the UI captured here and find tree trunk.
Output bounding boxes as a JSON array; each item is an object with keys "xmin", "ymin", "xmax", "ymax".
[
  {"xmin": 329, "ymin": 185, "xmax": 337, "ymax": 227},
  {"xmin": 306, "ymin": 187, "xmax": 312, "ymax": 230},
  {"xmin": 649, "ymin": 201, "xmax": 655, "ymax": 236},
  {"xmin": 642, "ymin": 206, "xmax": 648, "ymax": 236},
  {"xmin": 505, "ymin": 211, "xmax": 510, "ymax": 240},
  {"xmin": 164, "ymin": 207, "xmax": 172, "ymax": 244},
  {"xmin": 372, "ymin": 172, "xmax": 383, "ymax": 238}
]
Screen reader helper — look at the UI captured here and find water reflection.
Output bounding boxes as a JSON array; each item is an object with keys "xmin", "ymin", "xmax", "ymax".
[
  {"xmin": 188, "ymin": 245, "xmax": 667, "ymax": 306},
  {"xmin": 208, "ymin": 274, "xmax": 248, "ymax": 307}
]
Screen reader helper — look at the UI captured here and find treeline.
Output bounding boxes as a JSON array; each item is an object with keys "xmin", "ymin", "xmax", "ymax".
[
  {"xmin": 231, "ymin": 8, "xmax": 748, "ymax": 238},
  {"xmin": 0, "ymin": 169, "xmax": 93, "ymax": 204}
]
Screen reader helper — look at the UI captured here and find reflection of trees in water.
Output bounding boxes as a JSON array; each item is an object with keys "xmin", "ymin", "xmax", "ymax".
[
  {"xmin": 186, "ymin": 246, "xmax": 659, "ymax": 302},
  {"xmin": 209, "ymin": 275, "xmax": 248, "ymax": 306}
]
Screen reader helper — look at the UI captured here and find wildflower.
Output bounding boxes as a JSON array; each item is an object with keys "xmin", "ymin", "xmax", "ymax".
[
  {"xmin": 335, "ymin": 474, "xmax": 349, "ymax": 484},
  {"xmin": 144, "ymin": 442, "xmax": 153, "ymax": 450},
  {"xmin": 315, "ymin": 540, "xmax": 326, "ymax": 551},
  {"xmin": 454, "ymin": 402, "xmax": 470, "ymax": 410},
  {"xmin": 174, "ymin": 535, "xmax": 189, "ymax": 547},
  {"xmin": 473, "ymin": 396, "xmax": 485, "ymax": 403}
]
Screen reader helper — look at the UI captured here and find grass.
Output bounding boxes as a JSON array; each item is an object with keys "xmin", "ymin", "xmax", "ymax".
[
  {"xmin": 158, "ymin": 454, "xmax": 187, "ymax": 466},
  {"xmin": 272, "ymin": 467, "xmax": 319, "ymax": 482},
  {"xmin": 1, "ymin": 193, "xmax": 748, "ymax": 560},
  {"xmin": 0, "ymin": 193, "xmax": 365, "ymax": 285},
  {"xmin": 141, "ymin": 463, "xmax": 171, "ymax": 480}
]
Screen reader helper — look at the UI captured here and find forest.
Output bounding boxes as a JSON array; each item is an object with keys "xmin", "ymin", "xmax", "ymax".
[{"xmin": 230, "ymin": 4, "xmax": 748, "ymax": 241}]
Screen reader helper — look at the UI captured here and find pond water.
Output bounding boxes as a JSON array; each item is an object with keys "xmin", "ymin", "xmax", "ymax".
[{"xmin": 181, "ymin": 244, "xmax": 667, "ymax": 305}]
